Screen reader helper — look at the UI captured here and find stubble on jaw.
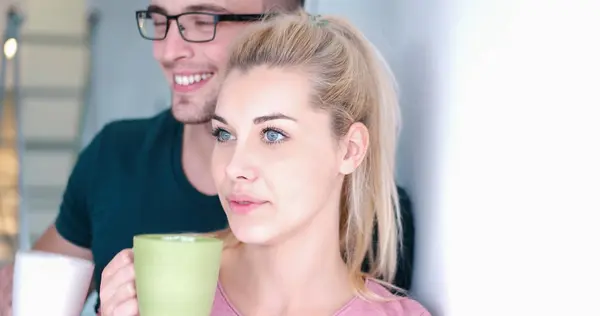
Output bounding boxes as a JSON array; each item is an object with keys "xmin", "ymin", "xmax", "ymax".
[{"xmin": 171, "ymin": 90, "xmax": 218, "ymax": 125}]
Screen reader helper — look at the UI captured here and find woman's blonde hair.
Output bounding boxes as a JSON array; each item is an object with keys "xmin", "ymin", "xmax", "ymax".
[{"xmin": 217, "ymin": 11, "xmax": 402, "ymax": 298}]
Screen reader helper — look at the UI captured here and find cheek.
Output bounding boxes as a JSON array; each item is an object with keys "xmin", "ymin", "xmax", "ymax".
[
  {"xmin": 211, "ymin": 147, "xmax": 231, "ymax": 185},
  {"xmin": 209, "ymin": 26, "xmax": 248, "ymax": 66},
  {"xmin": 268, "ymin": 144, "xmax": 340, "ymax": 213},
  {"xmin": 195, "ymin": 42, "xmax": 228, "ymax": 73},
  {"xmin": 152, "ymin": 42, "xmax": 163, "ymax": 63}
]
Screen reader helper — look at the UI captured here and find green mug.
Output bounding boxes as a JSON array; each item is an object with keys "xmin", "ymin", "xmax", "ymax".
[{"xmin": 133, "ymin": 234, "xmax": 223, "ymax": 316}]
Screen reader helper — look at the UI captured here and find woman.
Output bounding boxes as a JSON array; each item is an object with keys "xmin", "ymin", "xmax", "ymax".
[{"xmin": 99, "ymin": 11, "xmax": 430, "ymax": 316}]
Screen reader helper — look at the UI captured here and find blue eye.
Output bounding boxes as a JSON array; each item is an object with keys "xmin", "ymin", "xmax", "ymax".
[
  {"xmin": 262, "ymin": 128, "xmax": 286, "ymax": 144},
  {"xmin": 211, "ymin": 128, "xmax": 234, "ymax": 143}
]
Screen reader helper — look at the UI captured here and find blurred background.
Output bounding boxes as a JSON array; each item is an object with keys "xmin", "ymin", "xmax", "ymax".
[
  {"xmin": 0, "ymin": 0, "xmax": 171, "ymax": 264},
  {"xmin": 1, "ymin": 0, "xmax": 599, "ymax": 315},
  {"xmin": 0, "ymin": 0, "xmax": 91, "ymax": 263}
]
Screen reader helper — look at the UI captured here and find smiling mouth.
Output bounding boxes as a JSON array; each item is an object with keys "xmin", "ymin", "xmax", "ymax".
[{"xmin": 173, "ymin": 72, "xmax": 214, "ymax": 86}]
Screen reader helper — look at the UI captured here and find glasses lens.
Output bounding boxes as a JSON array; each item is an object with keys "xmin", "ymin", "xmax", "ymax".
[
  {"xmin": 178, "ymin": 13, "xmax": 216, "ymax": 42},
  {"xmin": 137, "ymin": 11, "xmax": 167, "ymax": 39},
  {"xmin": 136, "ymin": 12, "xmax": 217, "ymax": 42}
]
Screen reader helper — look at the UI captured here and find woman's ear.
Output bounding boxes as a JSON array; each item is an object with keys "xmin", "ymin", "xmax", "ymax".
[{"xmin": 339, "ymin": 122, "xmax": 369, "ymax": 175}]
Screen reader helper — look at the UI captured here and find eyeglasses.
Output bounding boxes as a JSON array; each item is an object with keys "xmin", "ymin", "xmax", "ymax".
[{"xmin": 135, "ymin": 10, "xmax": 264, "ymax": 43}]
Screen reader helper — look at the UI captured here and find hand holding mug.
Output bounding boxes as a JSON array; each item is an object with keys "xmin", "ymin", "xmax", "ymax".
[
  {"xmin": 100, "ymin": 235, "xmax": 223, "ymax": 316},
  {"xmin": 99, "ymin": 249, "xmax": 139, "ymax": 316}
]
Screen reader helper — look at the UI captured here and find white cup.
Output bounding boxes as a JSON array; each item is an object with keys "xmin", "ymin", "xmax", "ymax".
[{"xmin": 12, "ymin": 250, "xmax": 94, "ymax": 316}]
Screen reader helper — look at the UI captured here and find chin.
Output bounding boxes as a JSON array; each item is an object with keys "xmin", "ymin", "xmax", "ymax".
[
  {"xmin": 171, "ymin": 104, "xmax": 205, "ymax": 123},
  {"xmin": 171, "ymin": 100, "xmax": 213, "ymax": 124},
  {"xmin": 171, "ymin": 91, "xmax": 217, "ymax": 124},
  {"xmin": 229, "ymin": 223, "xmax": 279, "ymax": 246}
]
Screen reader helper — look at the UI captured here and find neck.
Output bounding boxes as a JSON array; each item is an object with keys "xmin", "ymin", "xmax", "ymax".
[
  {"xmin": 226, "ymin": 192, "xmax": 354, "ymax": 314},
  {"xmin": 182, "ymin": 123, "xmax": 217, "ymax": 195}
]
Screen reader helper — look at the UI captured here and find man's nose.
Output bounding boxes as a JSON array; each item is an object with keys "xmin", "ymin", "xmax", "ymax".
[{"xmin": 160, "ymin": 21, "xmax": 194, "ymax": 62}]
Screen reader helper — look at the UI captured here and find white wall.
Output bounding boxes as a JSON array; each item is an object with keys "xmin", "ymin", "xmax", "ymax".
[
  {"xmin": 316, "ymin": 0, "xmax": 600, "ymax": 315},
  {"xmin": 435, "ymin": 2, "xmax": 599, "ymax": 314}
]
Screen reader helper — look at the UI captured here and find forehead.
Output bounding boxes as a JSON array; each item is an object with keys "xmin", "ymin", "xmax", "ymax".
[
  {"xmin": 217, "ymin": 67, "xmax": 312, "ymax": 119},
  {"xmin": 148, "ymin": 0, "xmax": 264, "ymax": 14}
]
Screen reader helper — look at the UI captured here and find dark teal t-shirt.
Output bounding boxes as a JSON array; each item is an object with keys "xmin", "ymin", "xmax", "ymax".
[
  {"xmin": 55, "ymin": 109, "xmax": 228, "ymax": 310},
  {"xmin": 55, "ymin": 109, "xmax": 415, "ymax": 311}
]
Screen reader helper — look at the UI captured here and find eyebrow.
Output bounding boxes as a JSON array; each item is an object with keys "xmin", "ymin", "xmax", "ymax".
[
  {"xmin": 146, "ymin": 4, "xmax": 229, "ymax": 14},
  {"xmin": 211, "ymin": 113, "xmax": 297, "ymax": 125}
]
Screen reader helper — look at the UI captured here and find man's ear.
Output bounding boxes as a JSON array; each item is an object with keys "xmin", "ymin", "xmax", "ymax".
[{"xmin": 339, "ymin": 122, "xmax": 369, "ymax": 175}]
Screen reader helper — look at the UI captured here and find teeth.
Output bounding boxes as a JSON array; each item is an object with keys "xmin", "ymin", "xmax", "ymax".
[{"xmin": 174, "ymin": 73, "xmax": 213, "ymax": 86}]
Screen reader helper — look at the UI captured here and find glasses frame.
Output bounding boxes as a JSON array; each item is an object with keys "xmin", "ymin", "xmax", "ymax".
[{"xmin": 135, "ymin": 10, "xmax": 265, "ymax": 43}]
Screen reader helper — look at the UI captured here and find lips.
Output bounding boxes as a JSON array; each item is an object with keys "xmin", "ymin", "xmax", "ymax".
[{"xmin": 227, "ymin": 194, "xmax": 268, "ymax": 215}]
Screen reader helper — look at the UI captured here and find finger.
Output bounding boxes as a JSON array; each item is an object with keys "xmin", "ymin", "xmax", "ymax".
[
  {"xmin": 100, "ymin": 264, "xmax": 136, "ymax": 305},
  {"xmin": 102, "ymin": 249, "xmax": 134, "ymax": 279},
  {"xmin": 104, "ymin": 281, "xmax": 136, "ymax": 314},
  {"xmin": 112, "ymin": 297, "xmax": 139, "ymax": 316},
  {"xmin": 102, "ymin": 291, "xmax": 138, "ymax": 316}
]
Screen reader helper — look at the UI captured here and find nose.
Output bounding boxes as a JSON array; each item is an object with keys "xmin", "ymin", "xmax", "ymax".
[
  {"xmin": 224, "ymin": 144, "xmax": 259, "ymax": 183},
  {"xmin": 160, "ymin": 21, "xmax": 194, "ymax": 63}
]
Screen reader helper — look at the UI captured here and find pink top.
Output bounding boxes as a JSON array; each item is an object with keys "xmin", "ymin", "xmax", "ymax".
[
  {"xmin": 211, "ymin": 280, "xmax": 431, "ymax": 316},
  {"xmin": 97, "ymin": 281, "xmax": 430, "ymax": 316}
]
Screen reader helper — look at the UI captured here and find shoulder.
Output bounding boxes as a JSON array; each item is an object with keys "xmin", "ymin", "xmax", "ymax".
[
  {"xmin": 97, "ymin": 109, "xmax": 175, "ymax": 150},
  {"xmin": 64, "ymin": 112, "xmax": 170, "ymax": 176},
  {"xmin": 343, "ymin": 281, "xmax": 431, "ymax": 316},
  {"xmin": 87, "ymin": 110, "xmax": 177, "ymax": 165},
  {"xmin": 74, "ymin": 109, "xmax": 178, "ymax": 184}
]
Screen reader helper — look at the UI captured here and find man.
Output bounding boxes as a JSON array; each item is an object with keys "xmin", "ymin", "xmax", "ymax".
[{"xmin": 0, "ymin": 0, "xmax": 415, "ymax": 313}]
